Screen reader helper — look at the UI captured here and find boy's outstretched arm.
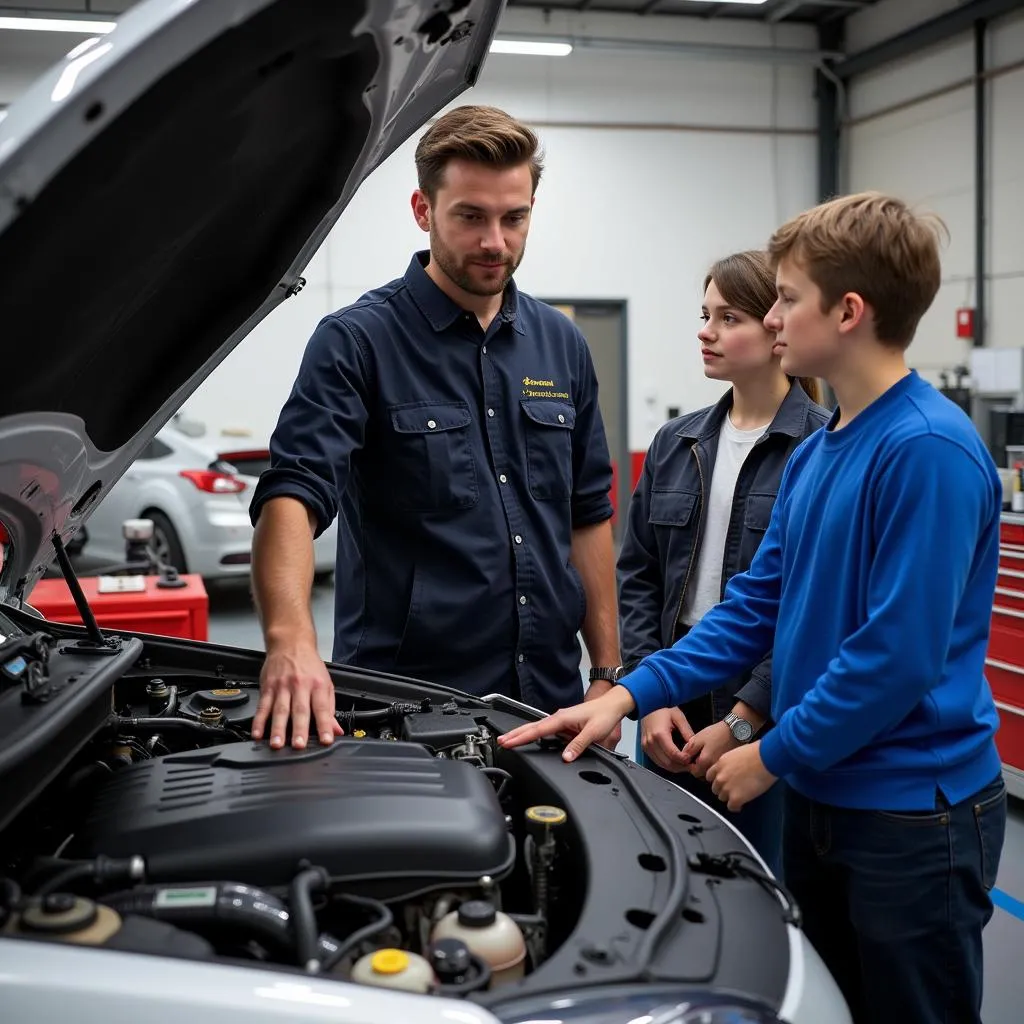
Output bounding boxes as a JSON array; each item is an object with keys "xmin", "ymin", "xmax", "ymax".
[
  {"xmin": 498, "ymin": 506, "xmax": 784, "ymax": 760},
  {"xmin": 619, "ymin": 514, "xmax": 783, "ymax": 720},
  {"xmin": 759, "ymin": 434, "xmax": 997, "ymax": 779}
]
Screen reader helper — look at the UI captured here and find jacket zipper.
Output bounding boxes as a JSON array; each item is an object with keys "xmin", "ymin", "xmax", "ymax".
[{"xmin": 674, "ymin": 442, "xmax": 706, "ymax": 631}]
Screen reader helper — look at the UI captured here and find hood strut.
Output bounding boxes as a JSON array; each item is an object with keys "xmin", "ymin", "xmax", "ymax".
[{"xmin": 51, "ymin": 534, "xmax": 111, "ymax": 652}]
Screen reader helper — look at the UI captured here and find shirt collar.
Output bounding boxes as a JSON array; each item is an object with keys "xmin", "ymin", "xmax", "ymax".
[
  {"xmin": 676, "ymin": 381, "xmax": 816, "ymax": 442},
  {"xmin": 404, "ymin": 251, "xmax": 525, "ymax": 335}
]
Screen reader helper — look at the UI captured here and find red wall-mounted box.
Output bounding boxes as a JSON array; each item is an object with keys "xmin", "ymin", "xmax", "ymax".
[{"xmin": 27, "ymin": 574, "xmax": 209, "ymax": 642}]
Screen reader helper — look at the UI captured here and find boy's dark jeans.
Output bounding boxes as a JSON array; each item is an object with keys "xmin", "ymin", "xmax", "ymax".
[{"xmin": 784, "ymin": 777, "xmax": 1007, "ymax": 1024}]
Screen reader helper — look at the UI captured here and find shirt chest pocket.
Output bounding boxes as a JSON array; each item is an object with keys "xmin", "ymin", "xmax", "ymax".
[
  {"xmin": 387, "ymin": 402, "xmax": 479, "ymax": 513},
  {"xmin": 521, "ymin": 399, "xmax": 575, "ymax": 501}
]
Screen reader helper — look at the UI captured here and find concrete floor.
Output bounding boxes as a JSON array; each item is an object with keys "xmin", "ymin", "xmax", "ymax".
[{"xmin": 207, "ymin": 579, "xmax": 1023, "ymax": 1023}]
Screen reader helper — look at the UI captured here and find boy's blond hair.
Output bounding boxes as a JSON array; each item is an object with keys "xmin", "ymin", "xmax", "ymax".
[{"xmin": 768, "ymin": 191, "xmax": 947, "ymax": 350}]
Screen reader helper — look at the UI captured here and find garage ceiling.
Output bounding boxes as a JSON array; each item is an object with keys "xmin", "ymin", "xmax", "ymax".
[
  {"xmin": 505, "ymin": 0, "xmax": 880, "ymax": 25},
  {"xmin": 0, "ymin": 0, "xmax": 882, "ymax": 25}
]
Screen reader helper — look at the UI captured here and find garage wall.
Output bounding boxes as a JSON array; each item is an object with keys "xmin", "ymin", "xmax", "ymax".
[
  {"xmin": 181, "ymin": 9, "xmax": 820, "ymax": 454},
  {"xmin": 843, "ymin": 5, "xmax": 1024, "ymax": 383}
]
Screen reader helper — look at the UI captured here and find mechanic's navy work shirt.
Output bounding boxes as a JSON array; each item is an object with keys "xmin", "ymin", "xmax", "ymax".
[{"xmin": 250, "ymin": 253, "xmax": 613, "ymax": 712}]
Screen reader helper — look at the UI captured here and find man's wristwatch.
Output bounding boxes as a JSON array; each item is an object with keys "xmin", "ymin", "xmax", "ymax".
[
  {"xmin": 723, "ymin": 711, "xmax": 754, "ymax": 744},
  {"xmin": 588, "ymin": 666, "xmax": 624, "ymax": 684}
]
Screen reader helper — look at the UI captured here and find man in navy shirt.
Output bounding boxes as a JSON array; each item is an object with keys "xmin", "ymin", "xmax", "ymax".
[{"xmin": 248, "ymin": 105, "xmax": 620, "ymax": 752}]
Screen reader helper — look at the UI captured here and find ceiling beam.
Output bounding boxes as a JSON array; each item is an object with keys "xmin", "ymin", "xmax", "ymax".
[
  {"xmin": 835, "ymin": 0, "xmax": 1024, "ymax": 79},
  {"xmin": 767, "ymin": 0, "xmax": 803, "ymax": 23},
  {"xmin": 767, "ymin": 0, "xmax": 869, "ymax": 23}
]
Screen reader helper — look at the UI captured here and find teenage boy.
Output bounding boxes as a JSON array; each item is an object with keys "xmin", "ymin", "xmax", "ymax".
[{"xmin": 498, "ymin": 191, "xmax": 1007, "ymax": 1024}]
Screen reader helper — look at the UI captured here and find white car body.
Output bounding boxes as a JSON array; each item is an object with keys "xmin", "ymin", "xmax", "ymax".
[{"xmin": 79, "ymin": 423, "xmax": 337, "ymax": 580}]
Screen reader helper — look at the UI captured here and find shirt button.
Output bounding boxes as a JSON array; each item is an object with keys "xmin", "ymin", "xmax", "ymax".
[
  {"xmin": 557, "ymin": 413, "xmax": 566, "ymax": 424},
  {"xmin": 427, "ymin": 419, "xmax": 437, "ymax": 430},
  {"xmin": 518, "ymin": 654, "xmax": 525, "ymax": 663},
  {"xmin": 514, "ymin": 535, "xmax": 523, "ymax": 544},
  {"xmin": 519, "ymin": 595, "xmax": 527, "ymax": 605},
  {"xmin": 487, "ymin": 408, "xmax": 495, "ymax": 418},
  {"xmin": 482, "ymin": 346, "xmax": 488, "ymax": 354},
  {"xmin": 499, "ymin": 474, "xmax": 508, "ymax": 484}
]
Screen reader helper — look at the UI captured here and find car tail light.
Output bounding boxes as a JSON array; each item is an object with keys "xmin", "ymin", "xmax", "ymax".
[{"xmin": 179, "ymin": 469, "xmax": 247, "ymax": 494}]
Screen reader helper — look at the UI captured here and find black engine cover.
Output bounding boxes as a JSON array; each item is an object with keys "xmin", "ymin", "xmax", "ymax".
[{"xmin": 72, "ymin": 739, "xmax": 514, "ymax": 896}]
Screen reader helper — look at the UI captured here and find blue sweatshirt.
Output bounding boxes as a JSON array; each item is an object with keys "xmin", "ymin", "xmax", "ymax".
[{"xmin": 622, "ymin": 372, "xmax": 1004, "ymax": 811}]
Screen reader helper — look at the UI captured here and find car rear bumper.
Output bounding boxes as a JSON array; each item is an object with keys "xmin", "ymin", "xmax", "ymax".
[{"xmin": 185, "ymin": 503, "xmax": 337, "ymax": 579}]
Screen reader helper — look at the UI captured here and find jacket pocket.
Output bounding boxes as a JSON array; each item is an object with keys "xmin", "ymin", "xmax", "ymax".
[
  {"xmin": 387, "ymin": 401, "xmax": 479, "ymax": 513},
  {"xmin": 521, "ymin": 399, "xmax": 575, "ymax": 501},
  {"xmin": 648, "ymin": 490, "xmax": 697, "ymax": 527},
  {"xmin": 743, "ymin": 492, "xmax": 776, "ymax": 532}
]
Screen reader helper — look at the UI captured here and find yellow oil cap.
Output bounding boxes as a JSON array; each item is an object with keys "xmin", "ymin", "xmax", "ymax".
[
  {"xmin": 210, "ymin": 688, "xmax": 241, "ymax": 697},
  {"xmin": 526, "ymin": 805, "xmax": 567, "ymax": 826},
  {"xmin": 371, "ymin": 949, "xmax": 409, "ymax": 975}
]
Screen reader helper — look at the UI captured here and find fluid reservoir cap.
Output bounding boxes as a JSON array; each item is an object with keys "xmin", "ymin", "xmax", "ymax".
[
  {"xmin": 370, "ymin": 949, "xmax": 410, "ymax": 975},
  {"xmin": 194, "ymin": 688, "xmax": 248, "ymax": 707},
  {"xmin": 21, "ymin": 895, "xmax": 98, "ymax": 935},
  {"xmin": 430, "ymin": 937, "xmax": 472, "ymax": 979},
  {"xmin": 457, "ymin": 900, "xmax": 497, "ymax": 929},
  {"xmin": 526, "ymin": 805, "xmax": 567, "ymax": 827}
]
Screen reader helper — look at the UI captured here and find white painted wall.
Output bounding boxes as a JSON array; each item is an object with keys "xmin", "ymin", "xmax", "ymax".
[
  {"xmin": 180, "ymin": 9, "xmax": 819, "ymax": 452},
  {"xmin": 843, "ymin": 7, "xmax": 1024, "ymax": 384}
]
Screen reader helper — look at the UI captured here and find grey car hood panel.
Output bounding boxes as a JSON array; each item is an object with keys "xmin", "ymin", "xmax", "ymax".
[{"xmin": 0, "ymin": 0, "xmax": 503, "ymax": 603}]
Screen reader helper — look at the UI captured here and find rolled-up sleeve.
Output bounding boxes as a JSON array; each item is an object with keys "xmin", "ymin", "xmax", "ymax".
[
  {"xmin": 569, "ymin": 330, "xmax": 614, "ymax": 528},
  {"xmin": 249, "ymin": 315, "xmax": 372, "ymax": 537}
]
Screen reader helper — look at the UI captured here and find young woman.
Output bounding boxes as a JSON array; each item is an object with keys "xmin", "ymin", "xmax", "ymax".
[{"xmin": 616, "ymin": 250, "xmax": 829, "ymax": 876}]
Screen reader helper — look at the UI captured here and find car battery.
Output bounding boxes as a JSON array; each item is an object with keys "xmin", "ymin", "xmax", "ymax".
[{"xmin": 27, "ymin": 573, "xmax": 209, "ymax": 641}]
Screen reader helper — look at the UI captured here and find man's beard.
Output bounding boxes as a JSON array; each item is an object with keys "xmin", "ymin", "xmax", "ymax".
[{"xmin": 430, "ymin": 228, "xmax": 524, "ymax": 297}]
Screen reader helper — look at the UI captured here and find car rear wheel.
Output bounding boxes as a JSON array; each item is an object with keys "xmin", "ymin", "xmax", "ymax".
[{"xmin": 144, "ymin": 509, "xmax": 187, "ymax": 573}]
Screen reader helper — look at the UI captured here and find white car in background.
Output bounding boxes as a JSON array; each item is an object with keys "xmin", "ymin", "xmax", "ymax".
[{"xmin": 79, "ymin": 421, "xmax": 337, "ymax": 582}]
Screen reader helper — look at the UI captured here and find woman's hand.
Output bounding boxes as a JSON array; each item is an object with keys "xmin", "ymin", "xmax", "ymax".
[
  {"xmin": 498, "ymin": 686, "xmax": 637, "ymax": 762},
  {"xmin": 640, "ymin": 707, "xmax": 694, "ymax": 773}
]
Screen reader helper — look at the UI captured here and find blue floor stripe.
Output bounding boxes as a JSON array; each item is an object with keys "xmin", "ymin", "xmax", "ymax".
[{"xmin": 992, "ymin": 888, "xmax": 1024, "ymax": 922}]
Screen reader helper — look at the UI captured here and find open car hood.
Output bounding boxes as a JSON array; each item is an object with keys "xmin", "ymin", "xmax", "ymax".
[{"xmin": 0, "ymin": 0, "xmax": 503, "ymax": 604}]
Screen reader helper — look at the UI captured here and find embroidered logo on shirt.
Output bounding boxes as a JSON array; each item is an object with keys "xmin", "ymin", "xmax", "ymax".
[{"xmin": 522, "ymin": 376, "xmax": 570, "ymax": 399}]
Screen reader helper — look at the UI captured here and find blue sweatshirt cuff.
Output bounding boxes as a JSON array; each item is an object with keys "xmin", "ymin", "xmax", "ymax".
[
  {"xmin": 759, "ymin": 725, "xmax": 801, "ymax": 779},
  {"xmin": 620, "ymin": 664, "xmax": 668, "ymax": 721}
]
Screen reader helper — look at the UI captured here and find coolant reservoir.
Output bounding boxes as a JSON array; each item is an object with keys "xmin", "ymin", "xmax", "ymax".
[
  {"xmin": 350, "ymin": 948, "xmax": 435, "ymax": 993},
  {"xmin": 430, "ymin": 900, "xmax": 526, "ymax": 984}
]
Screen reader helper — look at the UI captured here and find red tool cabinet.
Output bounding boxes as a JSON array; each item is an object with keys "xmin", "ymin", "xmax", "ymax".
[
  {"xmin": 989, "ymin": 514, "xmax": 1024, "ymax": 799},
  {"xmin": 27, "ymin": 574, "xmax": 209, "ymax": 642}
]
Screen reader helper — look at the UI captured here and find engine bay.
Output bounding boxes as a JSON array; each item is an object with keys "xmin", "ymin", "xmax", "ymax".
[{"xmin": 0, "ymin": 614, "xmax": 795, "ymax": 1013}]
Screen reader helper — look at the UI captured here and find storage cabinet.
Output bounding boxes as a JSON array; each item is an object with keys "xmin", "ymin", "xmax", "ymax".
[{"xmin": 990, "ymin": 514, "xmax": 1024, "ymax": 798}]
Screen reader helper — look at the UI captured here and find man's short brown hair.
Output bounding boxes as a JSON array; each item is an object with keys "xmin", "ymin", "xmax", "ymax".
[
  {"xmin": 415, "ymin": 105, "xmax": 543, "ymax": 200},
  {"xmin": 768, "ymin": 191, "xmax": 947, "ymax": 349}
]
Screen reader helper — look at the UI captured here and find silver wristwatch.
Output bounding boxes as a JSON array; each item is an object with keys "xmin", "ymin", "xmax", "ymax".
[{"xmin": 723, "ymin": 711, "xmax": 754, "ymax": 744}]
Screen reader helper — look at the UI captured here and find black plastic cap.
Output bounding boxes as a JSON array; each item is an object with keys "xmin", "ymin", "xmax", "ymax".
[
  {"xmin": 430, "ymin": 937, "xmax": 472, "ymax": 979},
  {"xmin": 457, "ymin": 900, "xmax": 496, "ymax": 929}
]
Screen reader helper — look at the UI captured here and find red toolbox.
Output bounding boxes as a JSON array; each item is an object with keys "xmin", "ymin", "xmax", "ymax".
[
  {"xmin": 989, "ymin": 514, "xmax": 1024, "ymax": 799},
  {"xmin": 27, "ymin": 574, "xmax": 209, "ymax": 642}
]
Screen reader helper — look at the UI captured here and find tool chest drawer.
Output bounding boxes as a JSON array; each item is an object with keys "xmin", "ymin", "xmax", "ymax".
[{"xmin": 991, "ymin": 517, "xmax": 1024, "ymax": 797}]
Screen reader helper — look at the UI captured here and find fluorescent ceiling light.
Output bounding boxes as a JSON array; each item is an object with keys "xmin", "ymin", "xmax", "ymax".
[
  {"xmin": 489, "ymin": 39, "xmax": 572, "ymax": 57},
  {"xmin": 0, "ymin": 16, "xmax": 116, "ymax": 34}
]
